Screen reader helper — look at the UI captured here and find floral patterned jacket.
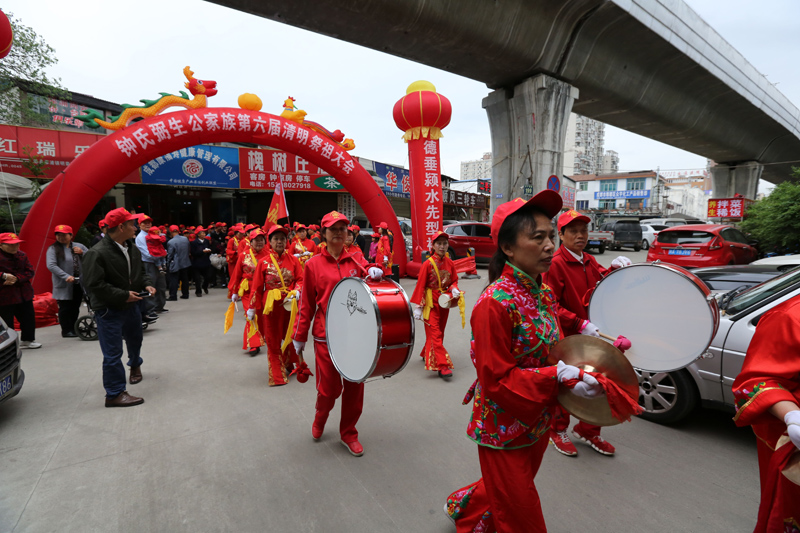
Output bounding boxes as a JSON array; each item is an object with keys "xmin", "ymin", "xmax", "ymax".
[{"xmin": 463, "ymin": 262, "xmax": 561, "ymax": 449}]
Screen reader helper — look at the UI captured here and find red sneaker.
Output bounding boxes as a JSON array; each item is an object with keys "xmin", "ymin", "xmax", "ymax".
[
  {"xmin": 549, "ymin": 430, "xmax": 578, "ymax": 457},
  {"xmin": 341, "ymin": 439, "xmax": 364, "ymax": 457},
  {"xmin": 312, "ymin": 411, "xmax": 328, "ymax": 440},
  {"xmin": 572, "ymin": 427, "xmax": 615, "ymax": 456},
  {"xmin": 438, "ymin": 368, "xmax": 453, "ymax": 379}
]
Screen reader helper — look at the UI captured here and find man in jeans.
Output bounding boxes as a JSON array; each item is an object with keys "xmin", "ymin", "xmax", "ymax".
[
  {"xmin": 135, "ymin": 214, "xmax": 166, "ymax": 317},
  {"xmin": 82, "ymin": 207, "xmax": 155, "ymax": 408}
]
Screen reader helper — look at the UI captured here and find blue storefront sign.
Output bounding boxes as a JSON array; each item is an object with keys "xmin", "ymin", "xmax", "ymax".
[
  {"xmin": 141, "ymin": 145, "xmax": 240, "ymax": 188},
  {"xmin": 373, "ymin": 161, "xmax": 411, "ymax": 199},
  {"xmin": 594, "ymin": 190, "xmax": 651, "ymax": 200}
]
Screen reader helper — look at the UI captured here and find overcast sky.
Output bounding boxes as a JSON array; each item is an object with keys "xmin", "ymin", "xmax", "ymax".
[{"xmin": 6, "ymin": 0, "xmax": 798, "ymax": 192}]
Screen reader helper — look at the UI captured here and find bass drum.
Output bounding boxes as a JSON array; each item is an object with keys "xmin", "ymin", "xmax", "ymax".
[
  {"xmin": 326, "ymin": 277, "xmax": 414, "ymax": 383},
  {"xmin": 588, "ymin": 262, "xmax": 719, "ymax": 372}
]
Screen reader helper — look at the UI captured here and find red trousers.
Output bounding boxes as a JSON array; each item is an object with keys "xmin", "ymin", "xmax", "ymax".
[
  {"xmin": 551, "ymin": 404, "xmax": 601, "ymax": 438},
  {"xmin": 240, "ymin": 293, "xmax": 263, "ymax": 351},
  {"xmin": 447, "ymin": 437, "xmax": 549, "ymax": 533},
  {"xmin": 313, "ymin": 340, "xmax": 364, "ymax": 442},
  {"xmin": 261, "ymin": 307, "xmax": 297, "ymax": 386},
  {"xmin": 421, "ymin": 304, "xmax": 454, "ymax": 372}
]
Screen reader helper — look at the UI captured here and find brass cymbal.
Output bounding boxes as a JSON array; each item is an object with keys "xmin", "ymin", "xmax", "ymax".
[{"xmin": 547, "ymin": 335, "xmax": 640, "ymax": 427}]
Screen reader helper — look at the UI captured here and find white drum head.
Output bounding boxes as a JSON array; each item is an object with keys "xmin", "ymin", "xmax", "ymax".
[
  {"xmin": 438, "ymin": 294, "xmax": 453, "ymax": 308},
  {"xmin": 589, "ymin": 264, "xmax": 716, "ymax": 372},
  {"xmin": 326, "ymin": 278, "xmax": 380, "ymax": 382}
]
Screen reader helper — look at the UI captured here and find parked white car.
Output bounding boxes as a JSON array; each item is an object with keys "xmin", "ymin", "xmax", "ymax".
[
  {"xmin": 751, "ymin": 254, "xmax": 800, "ymax": 268},
  {"xmin": 636, "ymin": 266, "xmax": 800, "ymax": 423},
  {"xmin": 640, "ymin": 224, "xmax": 668, "ymax": 251}
]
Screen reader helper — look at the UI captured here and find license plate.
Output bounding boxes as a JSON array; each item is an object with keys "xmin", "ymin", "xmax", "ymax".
[
  {"xmin": 668, "ymin": 249, "xmax": 692, "ymax": 256},
  {"xmin": 0, "ymin": 374, "xmax": 12, "ymax": 400},
  {"xmin": 589, "ymin": 240, "xmax": 601, "ymax": 245}
]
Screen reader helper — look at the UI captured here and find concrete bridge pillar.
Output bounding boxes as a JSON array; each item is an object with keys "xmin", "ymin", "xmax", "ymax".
[
  {"xmin": 483, "ymin": 74, "xmax": 579, "ymax": 215},
  {"xmin": 711, "ymin": 162, "xmax": 762, "ymax": 199}
]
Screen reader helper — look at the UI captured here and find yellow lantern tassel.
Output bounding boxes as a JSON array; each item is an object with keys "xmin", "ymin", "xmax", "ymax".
[
  {"xmin": 281, "ymin": 294, "xmax": 299, "ymax": 352},
  {"xmin": 423, "ymin": 288, "xmax": 434, "ymax": 321},
  {"xmin": 238, "ymin": 278, "xmax": 250, "ymax": 297},
  {"xmin": 263, "ymin": 288, "xmax": 283, "ymax": 315},
  {"xmin": 223, "ymin": 302, "xmax": 235, "ymax": 334},
  {"xmin": 457, "ymin": 293, "xmax": 466, "ymax": 329}
]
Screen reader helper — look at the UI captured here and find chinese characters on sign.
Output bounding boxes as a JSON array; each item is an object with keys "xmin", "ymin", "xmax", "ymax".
[
  {"xmin": 374, "ymin": 161, "xmax": 411, "ymax": 199},
  {"xmin": 707, "ymin": 198, "xmax": 750, "ymax": 220},
  {"xmin": 561, "ymin": 186, "xmax": 576, "ymax": 210},
  {"xmin": 408, "ymin": 138, "xmax": 444, "ymax": 255},
  {"xmin": 442, "ymin": 189, "xmax": 488, "ymax": 209},
  {"xmin": 140, "ymin": 145, "xmax": 240, "ymax": 188},
  {"xmin": 594, "ymin": 190, "xmax": 651, "ymax": 199},
  {"xmin": 238, "ymin": 148, "xmax": 344, "ymax": 192}
]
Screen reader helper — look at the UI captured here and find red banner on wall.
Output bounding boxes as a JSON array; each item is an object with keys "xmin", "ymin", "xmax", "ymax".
[
  {"xmin": 408, "ymin": 138, "xmax": 444, "ymax": 261},
  {"xmin": 707, "ymin": 197, "xmax": 751, "ymax": 220}
]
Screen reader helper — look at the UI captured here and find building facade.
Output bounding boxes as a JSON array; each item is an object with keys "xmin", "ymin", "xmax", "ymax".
[
  {"xmin": 601, "ymin": 150, "xmax": 620, "ymax": 174},
  {"xmin": 563, "ymin": 114, "xmax": 606, "ymax": 176},
  {"xmin": 573, "ymin": 171, "xmax": 667, "ymax": 214},
  {"xmin": 459, "ymin": 152, "xmax": 492, "ymax": 181}
]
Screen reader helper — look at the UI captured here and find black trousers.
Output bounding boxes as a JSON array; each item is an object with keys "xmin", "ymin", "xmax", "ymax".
[
  {"xmin": 57, "ymin": 285, "xmax": 84, "ymax": 335},
  {"xmin": 193, "ymin": 266, "xmax": 212, "ymax": 295},
  {"xmin": 0, "ymin": 300, "xmax": 36, "ymax": 342},
  {"xmin": 167, "ymin": 267, "xmax": 191, "ymax": 298}
]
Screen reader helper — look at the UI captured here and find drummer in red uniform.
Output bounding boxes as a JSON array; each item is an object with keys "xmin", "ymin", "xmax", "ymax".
[
  {"xmin": 249, "ymin": 225, "xmax": 303, "ymax": 385},
  {"xmin": 542, "ymin": 209, "xmax": 631, "ymax": 457},
  {"xmin": 292, "ymin": 211, "xmax": 383, "ymax": 457},
  {"xmin": 410, "ymin": 231, "xmax": 462, "ymax": 379},
  {"xmin": 229, "ymin": 228, "xmax": 270, "ymax": 356}
]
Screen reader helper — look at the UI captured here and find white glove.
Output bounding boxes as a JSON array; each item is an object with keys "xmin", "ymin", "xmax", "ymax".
[
  {"xmin": 292, "ymin": 339, "xmax": 306, "ymax": 354},
  {"xmin": 294, "ymin": 253, "xmax": 301, "ymax": 258},
  {"xmin": 367, "ymin": 267, "xmax": 383, "ymax": 280},
  {"xmin": 451, "ymin": 288, "xmax": 461, "ymax": 298},
  {"xmin": 611, "ymin": 256, "xmax": 632, "ymax": 268},
  {"xmin": 580, "ymin": 321, "xmax": 600, "ymax": 337},
  {"xmin": 571, "ymin": 380, "xmax": 606, "ymax": 399},
  {"xmin": 556, "ymin": 360, "xmax": 582, "ymax": 383},
  {"xmin": 413, "ymin": 306, "xmax": 423, "ymax": 320},
  {"xmin": 383, "ymin": 256, "xmax": 388, "ymax": 263},
  {"xmin": 231, "ymin": 295, "xmax": 240, "ymax": 303},
  {"xmin": 303, "ymin": 251, "xmax": 312, "ymax": 256},
  {"xmin": 246, "ymin": 308, "xmax": 255, "ymax": 320},
  {"xmin": 786, "ymin": 410, "xmax": 800, "ymax": 448}
]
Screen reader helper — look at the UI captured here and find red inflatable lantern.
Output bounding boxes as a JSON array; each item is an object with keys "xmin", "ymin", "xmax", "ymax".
[
  {"xmin": 0, "ymin": 11, "xmax": 12, "ymax": 60},
  {"xmin": 393, "ymin": 81, "xmax": 451, "ymax": 276}
]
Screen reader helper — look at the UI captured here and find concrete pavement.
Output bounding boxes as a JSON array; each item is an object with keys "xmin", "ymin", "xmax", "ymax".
[{"xmin": 1, "ymin": 254, "xmax": 760, "ymax": 532}]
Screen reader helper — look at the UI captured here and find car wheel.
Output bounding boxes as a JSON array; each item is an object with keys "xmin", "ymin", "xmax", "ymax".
[
  {"xmin": 636, "ymin": 369, "xmax": 699, "ymax": 424},
  {"xmin": 447, "ymin": 249, "xmax": 457, "ymax": 260},
  {"xmin": 641, "ymin": 239, "xmax": 649, "ymax": 251},
  {"xmin": 634, "ymin": 243, "xmax": 641, "ymax": 252},
  {"xmin": 597, "ymin": 243, "xmax": 605, "ymax": 254}
]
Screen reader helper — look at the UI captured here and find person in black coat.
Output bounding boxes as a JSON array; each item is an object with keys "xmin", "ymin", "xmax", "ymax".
[{"xmin": 189, "ymin": 227, "xmax": 213, "ymax": 297}]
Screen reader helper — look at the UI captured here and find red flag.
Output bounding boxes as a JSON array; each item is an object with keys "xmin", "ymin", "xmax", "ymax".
[{"xmin": 264, "ymin": 175, "xmax": 289, "ymax": 230}]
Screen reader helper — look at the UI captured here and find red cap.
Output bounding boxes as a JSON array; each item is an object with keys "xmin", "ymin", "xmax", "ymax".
[
  {"xmin": 136, "ymin": 213, "xmax": 153, "ymax": 224},
  {"xmin": 557, "ymin": 209, "xmax": 591, "ymax": 232},
  {"xmin": 54, "ymin": 224, "xmax": 73, "ymax": 234},
  {"xmin": 105, "ymin": 207, "xmax": 137, "ymax": 228},
  {"xmin": 371, "ymin": 232, "xmax": 380, "ymax": 238},
  {"xmin": 321, "ymin": 211, "xmax": 349, "ymax": 228},
  {"xmin": 244, "ymin": 223, "xmax": 257, "ymax": 232},
  {"xmin": 148, "ymin": 227, "xmax": 161, "ymax": 235},
  {"xmin": 0, "ymin": 232, "xmax": 23, "ymax": 244},
  {"xmin": 268, "ymin": 225, "xmax": 289, "ymax": 238},
  {"xmin": 295, "ymin": 224, "xmax": 307, "ymax": 231},
  {"xmin": 216, "ymin": 222, "xmax": 224, "ymax": 227},
  {"xmin": 195, "ymin": 226, "xmax": 206, "ymax": 233},
  {"xmin": 169, "ymin": 225, "xmax": 180, "ymax": 232},
  {"xmin": 98, "ymin": 218, "xmax": 107, "ymax": 229},
  {"xmin": 490, "ymin": 190, "xmax": 562, "ymax": 246},
  {"xmin": 430, "ymin": 230, "xmax": 449, "ymax": 245},
  {"xmin": 249, "ymin": 228, "xmax": 267, "ymax": 240},
  {"xmin": 379, "ymin": 222, "xmax": 388, "ymax": 229}
]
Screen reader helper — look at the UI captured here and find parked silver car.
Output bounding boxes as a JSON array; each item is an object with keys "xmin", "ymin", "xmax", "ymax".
[
  {"xmin": 636, "ymin": 266, "xmax": 800, "ymax": 423},
  {"xmin": 0, "ymin": 316, "xmax": 23, "ymax": 406}
]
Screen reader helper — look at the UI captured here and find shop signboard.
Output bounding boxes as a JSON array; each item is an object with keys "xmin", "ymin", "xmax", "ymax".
[
  {"xmin": 442, "ymin": 188, "xmax": 488, "ymax": 209},
  {"xmin": 594, "ymin": 190, "xmax": 651, "ymax": 199},
  {"xmin": 707, "ymin": 197, "xmax": 752, "ymax": 220},
  {"xmin": 373, "ymin": 161, "xmax": 410, "ymax": 199},
  {"xmin": 561, "ymin": 186, "xmax": 576, "ymax": 210},
  {"xmin": 141, "ymin": 145, "xmax": 239, "ymax": 188},
  {"xmin": 30, "ymin": 96, "xmax": 107, "ymax": 132},
  {"xmin": 238, "ymin": 147, "xmax": 344, "ymax": 192}
]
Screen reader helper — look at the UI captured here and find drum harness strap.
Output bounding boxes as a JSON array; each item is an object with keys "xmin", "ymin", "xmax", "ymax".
[{"xmin": 426, "ymin": 257, "xmax": 466, "ymax": 328}]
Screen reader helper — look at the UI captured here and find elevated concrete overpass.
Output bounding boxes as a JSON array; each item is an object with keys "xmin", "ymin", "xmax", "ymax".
[{"xmin": 208, "ymin": 0, "xmax": 800, "ymax": 204}]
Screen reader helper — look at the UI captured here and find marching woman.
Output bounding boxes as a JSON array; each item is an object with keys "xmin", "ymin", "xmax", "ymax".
[
  {"xmin": 288, "ymin": 225, "xmax": 317, "ymax": 267},
  {"xmin": 229, "ymin": 229, "xmax": 270, "ymax": 356},
  {"xmin": 249, "ymin": 225, "xmax": 303, "ymax": 386},
  {"xmin": 46, "ymin": 224, "xmax": 88, "ymax": 338},
  {"xmin": 375, "ymin": 222, "xmax": 393, "ymax": 277},
  {"xmin": 236, "ymin": 224, "xmax": 258, "ymax": 257},
  {"xmin": 344, "ymin": 226, "xmax": 365, "ymax": 263},
  {"xmin": 732, "ymin": 295, "xmax": 800, "ymax": 532},
  {"xmin": 226, "ymin": 224, "xmax": 245, "ymax": 275},
  {"xmin": 444, "ymin": 192, "xmax": 605, "ymax": 532},
  {"xmin": 410, "ymin": 231, "xmax": 463, "ymax": 379},
  {"xmin": 292, "ymin": 211, "xmax": 383, "ymax": 457}
]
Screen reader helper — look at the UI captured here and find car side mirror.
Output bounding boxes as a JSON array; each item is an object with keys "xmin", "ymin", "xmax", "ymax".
[{"xmin": 748, "ymin": 240, "xmax": 759, "ymax": 247}]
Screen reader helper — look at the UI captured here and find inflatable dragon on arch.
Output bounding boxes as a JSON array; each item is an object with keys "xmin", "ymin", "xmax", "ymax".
[
  {"xmin": 78, "ymin": 66, "xmax": 217, "ymax": 130},
  {"xmin": 280, "ymin": 97, "xmax": 355, "ymax": 151}
]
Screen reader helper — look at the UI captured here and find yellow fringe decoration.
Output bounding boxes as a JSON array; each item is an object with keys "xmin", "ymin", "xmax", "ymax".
[
  {"xmin": 423, "ymin": 288, "xmax": 434, "ymax": 321},
  {"xmin": 281, "ymin": 292, "xmax": 299, "ymax": 352},
  {"xmin": 238, "ymin": 278, "xmax": 249, "ymax": 297},
  {"xmin": 401, "ymin": 126, "xmax": 444, "ymax": 142},
  {"xmin": 457, "ymin": 293, "xmax": 466, "ymax": 329},
  {"xmin": 263, "ymin": 288, "xmax": 283, "ymax": 315}
]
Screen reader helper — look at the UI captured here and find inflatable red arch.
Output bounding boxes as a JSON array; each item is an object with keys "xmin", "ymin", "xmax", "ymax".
[{"xmin": 20, "ymin": 108, "xmax": 407, "ymax": 294}]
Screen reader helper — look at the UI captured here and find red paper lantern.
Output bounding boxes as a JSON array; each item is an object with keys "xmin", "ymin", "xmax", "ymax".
[
  {"xmin": 392, "ymin": 80, "xmax": 452, "ymax": 141},
  {"xmin": 0, "ymin": 11, "xmax": 13, "ymax": 60}
]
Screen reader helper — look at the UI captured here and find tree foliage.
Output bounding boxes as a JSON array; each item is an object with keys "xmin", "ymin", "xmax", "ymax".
[
  {"xmin": 740, "ymin": 168, "xmax": 800, "ymax": 255},
  {"xmin": 0, "ymin": 12, "xmax": 66, "ymax": 127}
]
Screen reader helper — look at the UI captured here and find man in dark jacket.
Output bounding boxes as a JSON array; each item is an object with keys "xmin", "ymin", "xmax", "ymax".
[
  {"xmin": 166, "ymin": 225, "xmax": 191, "ymax": 300},
  {"xmin": 189, "ymin": 227, "xmax": 213, "ymax": 297},
  {"xmin": 82, "ymin": 208, "xmax": 155, "ymax": 408}
]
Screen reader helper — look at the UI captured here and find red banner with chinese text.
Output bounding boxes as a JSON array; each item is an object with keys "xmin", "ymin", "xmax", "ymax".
[
  {"xmin": 407, "ymin": 138, "xmax": 443, "ymax": 261},
  {"xmin": 707, "ymin": 197, "xmax": 751, "ymax": 220},
  {"xmin": 238, "ymin": 147, "xmax": 344, "ymax": 192}
]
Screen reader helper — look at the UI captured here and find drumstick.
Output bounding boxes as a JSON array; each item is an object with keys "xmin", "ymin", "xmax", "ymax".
[{"xmin": 598, "ymin": 331, "xmax": 616, "ymax": 342}]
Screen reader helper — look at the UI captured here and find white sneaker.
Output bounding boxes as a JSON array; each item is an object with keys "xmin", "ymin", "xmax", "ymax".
[{"xmin": 20, "ymin": 341, "xmax": 42, "ymax": 349}]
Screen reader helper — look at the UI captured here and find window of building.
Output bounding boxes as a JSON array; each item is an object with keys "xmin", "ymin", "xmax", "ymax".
[
  {"xmin": 628, "ymin": 199, "xmax": 643, "ymax": 210},
  {"xmin": 576, "ymin": 200, "xmax": 589, "ymax": 210},
  {"xmin": 600, "ymin": 180, "xmax": 617, "ymax": 192},
  {"xmin": 627, "ymin": 178, "xmax": 646, "ymax": 190},
  {"xmin": 578, "ymin": 182, "xmax": 588, "ymax": 191},
  {"xmin": 599, "ymin": 200, "xmax": 616, "ymax": 210}
]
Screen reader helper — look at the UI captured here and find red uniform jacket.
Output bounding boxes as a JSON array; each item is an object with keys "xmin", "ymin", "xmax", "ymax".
[
  {"xmin": 542, "ymin": 246, "xmax": 613, "ymax": 337},
  {"xmin": 288, "ymin": 238, "xmax": 317, "ymax": 257},
  {"xmin": 293, "ymin": 247, "xmax": 369, "ymax": 342},
  {"xmin": 228, "ymin": 246, "xmax": 269, "ymax": 300},
  {"xmin": 226, "ymin": 236, "xmax": 240, "ymax": 267},
  {"xmin": 249, "ymin": 250, "xmax": 304, "ymax": 312},
  {"xmin": 410, "ymin": 254, "xmax": 459, "ymax": 307}
]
